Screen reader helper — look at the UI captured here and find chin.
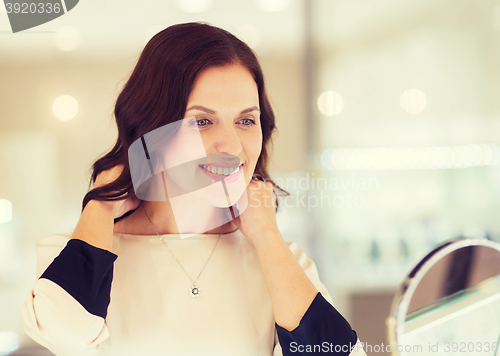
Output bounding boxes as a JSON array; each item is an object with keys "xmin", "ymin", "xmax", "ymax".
[{"xmin": 200, "ymin": 188, "xmax": 246, "ymax": 208}]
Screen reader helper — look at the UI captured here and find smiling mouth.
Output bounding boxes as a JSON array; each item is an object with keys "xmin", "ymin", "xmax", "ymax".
[{"xmin": 199, "ymin": 164, "xmax": 243, "ymax": 176}]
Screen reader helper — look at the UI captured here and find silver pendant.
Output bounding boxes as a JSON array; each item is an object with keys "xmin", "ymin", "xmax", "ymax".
[{"xmin": 190, "ymin": 285, "xmax": 200, "ymax": 298}]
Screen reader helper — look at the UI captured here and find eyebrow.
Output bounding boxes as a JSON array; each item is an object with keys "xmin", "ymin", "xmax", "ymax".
[{"xmin": 186, "ymin": 105, "xmax": 260, "ymax": 115}]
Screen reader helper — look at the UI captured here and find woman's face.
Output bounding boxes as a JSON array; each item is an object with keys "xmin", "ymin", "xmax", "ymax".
[{"xmin": 161, "ymin": 64, "xmax": 262, "ymax": 208}]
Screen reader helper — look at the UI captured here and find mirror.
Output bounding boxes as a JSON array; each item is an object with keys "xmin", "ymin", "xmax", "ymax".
[{"xmin": 387, "ymin": 238, "xmax": 500, "ymax": 356}]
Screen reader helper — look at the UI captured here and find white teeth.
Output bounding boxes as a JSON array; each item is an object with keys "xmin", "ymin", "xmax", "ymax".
[{"xmin": 200, "ymin": 164, "xmax": 242, "ymax": 176}]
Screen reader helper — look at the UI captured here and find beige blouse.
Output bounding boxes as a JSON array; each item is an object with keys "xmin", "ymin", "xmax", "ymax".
[{"xmin": 22, "ymin": 229, "xmax": 366, "ymax": 356}]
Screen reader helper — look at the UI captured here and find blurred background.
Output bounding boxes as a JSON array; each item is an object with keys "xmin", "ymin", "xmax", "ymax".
[{"xmin": 2, "ymin": 0, "xmax": 500, "ymax": 354}]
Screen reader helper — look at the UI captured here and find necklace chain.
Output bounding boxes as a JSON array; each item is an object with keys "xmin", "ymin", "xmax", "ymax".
[{"xmin": 141, "ymin": 203, "xmax": 222, "ymax": 297}]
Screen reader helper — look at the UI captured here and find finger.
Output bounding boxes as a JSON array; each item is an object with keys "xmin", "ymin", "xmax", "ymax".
[{"xmin": 247, "ymin": 182, "xmax": 260, "ymax": 191}]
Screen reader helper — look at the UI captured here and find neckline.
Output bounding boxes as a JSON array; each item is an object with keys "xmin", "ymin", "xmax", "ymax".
[{"xmin": 114, "ymin": 228, "xmax": 241, "ymax": 240}]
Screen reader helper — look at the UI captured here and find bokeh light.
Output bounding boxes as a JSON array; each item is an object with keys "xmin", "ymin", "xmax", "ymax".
[
  {"xmin": 0, "ymin": 199, "xmax": 12, "ymax": 224},
  {"xmin": 318, "ymin": 90, "xmax": 344, "ymax": 116},
  {"xmin": 53, "ymin": 95, "xmax": 79, "ymax": 121},
  {"xmin": 400, "ymin": 88, "xmax": 427, "ymax": 114},
  {"xmin": 0, "ymin": 332, "xmax": 18, "ymax": 355}
]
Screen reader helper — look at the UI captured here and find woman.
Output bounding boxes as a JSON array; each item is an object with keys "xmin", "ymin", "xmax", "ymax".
[{"xmin": 22, "ymin": 23, "xmax": 366, "ymax": 356}]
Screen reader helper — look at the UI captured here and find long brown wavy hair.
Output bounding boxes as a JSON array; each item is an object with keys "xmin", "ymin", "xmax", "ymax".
[{"xmin": 83, "ymin": 22, "xmax": 288, "ymax": 218}]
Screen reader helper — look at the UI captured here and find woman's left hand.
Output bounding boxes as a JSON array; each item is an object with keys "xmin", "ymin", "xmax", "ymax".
[{"xmin": 233, "ymin": 179, "xmax": 281, "ymax": 246}]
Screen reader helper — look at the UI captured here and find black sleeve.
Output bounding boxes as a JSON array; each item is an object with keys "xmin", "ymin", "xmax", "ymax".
[
  {"xmin": 275, "ymin": 292, "xmax": 358, "ymax": 355},
  {"xmin": 39, "ymin": 239, "xmax": 118, "ymax": 319}
]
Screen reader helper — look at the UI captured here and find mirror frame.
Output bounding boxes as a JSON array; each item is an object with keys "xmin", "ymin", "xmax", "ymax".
[{"xmin": 386, "ymin": 237, "xmax": 500, "ymax": 356}]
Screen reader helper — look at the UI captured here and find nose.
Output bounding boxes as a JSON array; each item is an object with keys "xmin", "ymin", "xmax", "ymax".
[{"xmin": 213, "ymin": 124, "xmax": 242, "ymax": 155}]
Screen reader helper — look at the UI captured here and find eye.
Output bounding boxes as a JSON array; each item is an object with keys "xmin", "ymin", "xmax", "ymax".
[
  {"xmin": 192, "ymin": 118, "xmax": 212, "ymax": 127},
  {"xmin": 238, "ymin": 118, "xmax": 256, "ymax": 126}
]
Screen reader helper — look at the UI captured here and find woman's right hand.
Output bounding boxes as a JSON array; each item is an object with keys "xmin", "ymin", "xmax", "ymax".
[{"xmin": 94, "ymin": 164, "xmax": 141, "ymax": 219}]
